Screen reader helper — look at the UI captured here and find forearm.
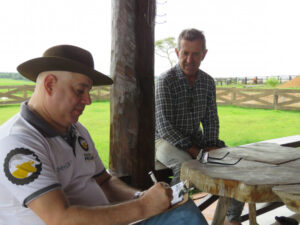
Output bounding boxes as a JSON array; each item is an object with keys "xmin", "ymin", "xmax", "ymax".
[
  {"xmin": 61, "ymin": 184, "xmax": 170, "ymax": 225},
  {"xmin": 60, "ymin": 199, "xmax": 145, "ymax": 225},
  {"xmin": 202, "ymin": 120, "xmax": 219, "ymax": 146},
  {"xmin": 202, "ymin": 98, "xmax": 220, "ymax": 146},
  {"xmin": 100, "ymin": 176, "xmax": 139, "ymax": 202},
  {"xmin": 29, "ymin": 188, "xmax": 148, "ymax": 225},
  {"xmin": 29, "ymin": 183, "xmax": 171, "ymax": 225}
]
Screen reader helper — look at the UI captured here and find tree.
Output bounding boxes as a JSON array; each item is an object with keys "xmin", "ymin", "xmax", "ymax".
[
  {"xmin": 155, "ymin": 37, "xmax": 177, "ymax": 67},
  {"xmin": 266, "ymin": 77, "xmax": 280, "ymax": 87}
]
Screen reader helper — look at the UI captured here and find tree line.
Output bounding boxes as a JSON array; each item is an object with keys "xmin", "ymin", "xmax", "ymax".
[{"xmin": 0, "ymin": 72, "xmax": 28, "ymax": 80}]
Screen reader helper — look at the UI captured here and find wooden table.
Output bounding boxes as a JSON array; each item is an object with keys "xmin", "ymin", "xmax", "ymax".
[
  {"xmin": 273, "ymin": 184, "xmax": 300, "ymax": 214},
  {"xmin": 180, "ymin": 143, "xmax": 300, "ymax": 225},
  {"xmin": 272, "ymin": 158, "xmax": 300, "ymax": 214}
]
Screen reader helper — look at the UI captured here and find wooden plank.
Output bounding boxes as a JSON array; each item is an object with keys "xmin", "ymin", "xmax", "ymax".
[
  {"xmin": 253, "ymin": 135, "xmax": 300, "ymax": 147},
  {"xmin": 217, "ymin": 143, "xmax": 300, "ymax": 165},
  {"xmin": 234, "ymin": 89, "xmax": 274, "ymax": 106},
  {"xmin": 281, "ymin": 159, "xmax": 300, "ymax": 168},
  {"xmin": 209, "ymin": 143, "xmax": 300, "ymax": 165},
  {"xmin": 216, "ymin": 89, "xmax": 232, "ymax": 104},
  {"xmin": 215, "ymin": 88, "xmax": 300, "ymax": 110}
]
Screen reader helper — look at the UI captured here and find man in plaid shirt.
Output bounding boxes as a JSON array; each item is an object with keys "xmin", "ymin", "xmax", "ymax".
[{"xmin": 155, "ymin": 28, "xmax": 243, "ymax": 225}]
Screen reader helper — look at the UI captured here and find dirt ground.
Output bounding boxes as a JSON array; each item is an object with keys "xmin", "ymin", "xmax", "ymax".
[{"xmin": 278, "ymin": 75, "xmax": 300, "ymax": 88}]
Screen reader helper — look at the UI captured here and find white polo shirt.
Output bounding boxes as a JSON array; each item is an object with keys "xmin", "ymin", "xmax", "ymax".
[{"xmin": 0, "ymin": 102, "xmax": 109, "ymax": 225}]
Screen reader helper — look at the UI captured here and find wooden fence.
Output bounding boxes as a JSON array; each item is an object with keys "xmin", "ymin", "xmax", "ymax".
[
  {"xmin": 1, "ymin": 85, "xmax": 300, "ymax": 111},
  {"xmin": 0, "ymin": 85, "xmax": 110, "ymax": 105},
  {"xmin": 215, "ymin": 75, "xmax": 297, "ymax": 86},
  {"xmin": 217, "ymin": 88, "xmax": 300, "ymax": 110}
]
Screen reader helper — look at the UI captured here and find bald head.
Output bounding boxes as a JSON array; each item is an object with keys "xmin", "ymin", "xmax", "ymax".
[{"xmin": 28, "ymin": 71, "xmax": 93, "ymax": 133}]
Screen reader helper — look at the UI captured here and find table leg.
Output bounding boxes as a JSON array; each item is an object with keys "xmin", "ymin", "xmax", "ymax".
[
  {"xmin": 211, "ymin": 196, "xmax": 230, "ymax": 225},
  {"xmin": 248, "ymin": 203, "xmax": 258, "ymax": 225}
]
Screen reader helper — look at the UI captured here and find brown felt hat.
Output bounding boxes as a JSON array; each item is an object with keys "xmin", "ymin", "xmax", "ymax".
[{"xmin": 17, "ymin": 45, "xmax": 113, "ymax": 86}]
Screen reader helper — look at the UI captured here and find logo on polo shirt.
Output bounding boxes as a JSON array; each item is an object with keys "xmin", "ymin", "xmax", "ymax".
[
  {"xmin": 4, "ymin": 148, "xmax": 42, "ymax": 185},
  {"xmin": 78, "ymin": 136, "xmax": 89, "ymax": 151}
]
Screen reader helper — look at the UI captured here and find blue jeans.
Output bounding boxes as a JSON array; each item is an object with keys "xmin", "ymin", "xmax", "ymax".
[
  {"xmin": 226, "ymin": 198, "xmax": 245, "ymax": 222},
  {"xmin": 140, "ymin": 198, "xmax": 208, "ymax": 225}
]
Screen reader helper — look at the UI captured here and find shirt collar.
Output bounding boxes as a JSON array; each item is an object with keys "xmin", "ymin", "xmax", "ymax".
[
  {"xmin": 20, "ymin": 101, "xmax": 61, "ymax": 137},
  {"xmin": 174, "ymin": 63, "xmax": 202, "ymax": 83}
]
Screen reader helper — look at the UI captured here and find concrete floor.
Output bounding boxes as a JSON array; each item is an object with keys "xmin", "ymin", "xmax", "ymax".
[
  {"xmin": 192, "ymin": 193, "xmax": 300, "ymax": 225},
  {"xmin": 240, "ymin": 204, "xmax": 300, "ymax": 225}
]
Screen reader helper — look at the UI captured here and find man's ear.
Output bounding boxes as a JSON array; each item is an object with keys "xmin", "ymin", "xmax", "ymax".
[
  {"xmin": 175, "ymin": 48, "xmax": 179, "ymax": 58},
  {"xmin": 44, "ymin": 74, "xmax": 57, "ymax": 96},
  {"xmin": 201, "ymin": 49, "xmax": 208, "ymax": 61}
]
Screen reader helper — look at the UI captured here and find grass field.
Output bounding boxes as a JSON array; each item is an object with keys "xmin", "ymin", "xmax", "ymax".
[
  {"xmin": 218, "ymin": 105, "xmax": 300, "ymax": 146},
  {"xmin": 1, "ymin": 102, "xmax": 299, "ymax": 168},
  {"xmin": 0, "ymin": 78, "xmax": 34, "ymax": 86}
]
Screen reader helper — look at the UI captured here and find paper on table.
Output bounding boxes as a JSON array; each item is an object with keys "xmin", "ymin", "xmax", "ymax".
[
  {"xmin": 129, "ymin": 181, "xmax": 187, "ymax": 224},
  {"xmin": 171, "ymin": 181, "xmax": 185, "ymax": 205}
]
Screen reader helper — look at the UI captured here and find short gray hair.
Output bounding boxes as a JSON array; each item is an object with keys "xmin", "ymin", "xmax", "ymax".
[{"xmin": 177, "ymin": 28, "xmax": 206, "ymax": 52}]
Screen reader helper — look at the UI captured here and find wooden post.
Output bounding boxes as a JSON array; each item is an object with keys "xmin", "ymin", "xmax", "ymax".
[
  {"xmin": 231, "ymin": 87, "xmax": 236, "ymax": 105},
  {"xmin": 248, "ymin": 203, "xmax": 258, "ymax": 225},
  {"xmin": 211, "ymin": 196, "xmax": 230, "ymax": 225},
  {"xmin": 110, "ymin": 0, "xmax": 156, "ymax": 189},
  {"xmin": 273, "ymin": 89, "xmax": 278, "ymax": 110}
]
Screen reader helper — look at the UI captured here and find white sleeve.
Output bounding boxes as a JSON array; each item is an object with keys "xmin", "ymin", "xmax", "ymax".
[{"xmin": 0, "ymin": 135, "xmax": 60, "ymax": 207}]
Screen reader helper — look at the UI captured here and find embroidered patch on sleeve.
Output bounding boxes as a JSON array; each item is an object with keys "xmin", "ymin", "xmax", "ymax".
[
  {"xmin": 4, "ymin": 148, "xmax": 42, "ymax": 185},
  {"xmin": 78, "ymin": 136, "xmax": 89, "ymax": 151}
]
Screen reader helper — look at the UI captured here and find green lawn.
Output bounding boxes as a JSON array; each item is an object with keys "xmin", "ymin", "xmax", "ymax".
[
  {"xmin": 218, "ymin": 106, "xmax": 300, "ymax": 146},
  {"xmin": 0, "ymin": 79, "xmax": 34, "ymax": 86},
  {"xmin": 1, "ymin": 102, "xmax": 299, "ymax": 168},
  {"xmin": 79, "ymin": 101, "xmax": 110, "ymax": 166}
]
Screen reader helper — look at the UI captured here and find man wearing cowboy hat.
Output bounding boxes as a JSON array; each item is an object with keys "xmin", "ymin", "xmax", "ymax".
[{"xmin": 0, "ymin": 45, "xmax": 208, "ymax": 225}]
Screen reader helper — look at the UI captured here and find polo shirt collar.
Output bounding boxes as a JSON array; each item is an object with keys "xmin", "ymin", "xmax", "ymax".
[{"xmin": 20, "ymin": 101, "xmax": 61, "ymax": 137}]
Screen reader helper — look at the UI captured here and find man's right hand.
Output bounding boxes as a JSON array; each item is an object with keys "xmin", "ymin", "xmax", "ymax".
[
  {"xmin": 187, "ymin": 146, "xmax": 201, "ymax": 159},
  {"xmin": 138, "ymin": 182, "xmax": 172, "ymax": 218},
  {"xmin": 187, "ymin": 146, "xmax": 220, "ymax": 159}
]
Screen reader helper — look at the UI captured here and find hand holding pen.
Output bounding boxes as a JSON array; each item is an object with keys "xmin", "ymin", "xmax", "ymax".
[{"xmin": 148, "ymin": 171, "xmax": 158, "ymax": 183}]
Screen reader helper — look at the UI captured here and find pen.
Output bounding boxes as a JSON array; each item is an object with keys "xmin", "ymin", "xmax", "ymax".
[{"xmin": 148, "ymin": 171, "xmax": 158, "ymax": 183}]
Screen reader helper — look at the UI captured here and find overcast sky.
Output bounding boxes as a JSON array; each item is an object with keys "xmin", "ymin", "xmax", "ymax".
[{"xmin": 1, "ymin": 0, "xmax": 300, "ymax": 78}]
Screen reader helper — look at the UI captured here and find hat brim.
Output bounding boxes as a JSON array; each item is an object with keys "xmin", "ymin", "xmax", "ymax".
[{"xmin": 17, "ymin": 56, "xmax": 113, "ymax": 86}]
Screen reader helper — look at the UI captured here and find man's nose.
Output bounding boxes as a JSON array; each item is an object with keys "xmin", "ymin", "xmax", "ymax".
[
  {"xmin": 82, "ymin": 92, "xmax": 92, "ymax": 105},
  {"xmin": 186, "ymin": 54, "xmax": 193, "ymax": 63}
]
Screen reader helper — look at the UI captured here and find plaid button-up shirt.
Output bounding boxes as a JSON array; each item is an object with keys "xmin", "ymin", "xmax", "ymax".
[{"xmin": 155, "ymin": 64, "xmax": 220, "ymax": 150}]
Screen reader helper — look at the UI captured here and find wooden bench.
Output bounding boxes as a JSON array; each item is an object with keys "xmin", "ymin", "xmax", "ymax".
[
  {"xmin": 117, "ymin": 160, "xmax": 173, "ymax": 188},
  {"xmin": 154, "ymin": 160, "xmax": 173, "ymax": 184}
]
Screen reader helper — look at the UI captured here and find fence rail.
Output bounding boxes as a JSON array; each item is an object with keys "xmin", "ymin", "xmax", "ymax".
[
  {"xmin": 217, "ymin": 88, "xmax": 300, "ymax": 110},
  {"xmin": 1, "ymin": 85, "xmax": 300, "ymax": 111},
  {"xmin": 0, "ymin": 85, "xmax": 111, "ymax": 105}
]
